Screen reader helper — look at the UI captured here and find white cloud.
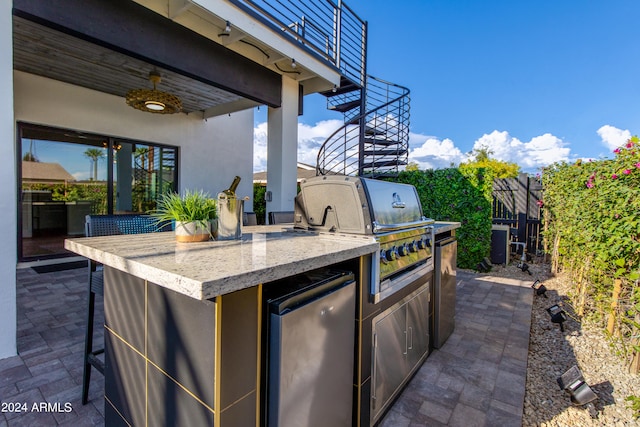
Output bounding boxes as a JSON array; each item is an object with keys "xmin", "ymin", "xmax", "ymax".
[
  {"xmin": 253, "ymin": 121, "xmax": 269, "ymax": 172},
  {"xmin": 297, "ymin": 119, "xmax": 344, "ymax": 167},
  {"xmin": 408, "ymin": 133, "xmax": 466, "ymax": 170},
  {"xmin": 597, "ymin": 125, "xmax": 631, "ymax": 151},
  {"xmin": 254, "ymin": 121, "xmax": 572, "ymax": 173},
  {"xmin": 471, "ymin": 130, "xmax": 570, "ymax": 170},
  {"xmin": 253, "ymin": 119, "xmax": 343, "ymax": 172},
  {"xmin": 72, "ymin": 171, "xmax": 90, "ymax": 181}
]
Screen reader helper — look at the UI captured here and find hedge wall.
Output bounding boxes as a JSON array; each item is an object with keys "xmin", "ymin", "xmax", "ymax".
[
  {"xmin": 253, "ymin": 167, "xmax": 494, "ymax": 269},
  {"xmin": 542, "ymin": 136, "xmax": 640, "ymax": 371},
  {"xmin": 393, "ymin": 166, "xmax": 494, "ymax": 269}
]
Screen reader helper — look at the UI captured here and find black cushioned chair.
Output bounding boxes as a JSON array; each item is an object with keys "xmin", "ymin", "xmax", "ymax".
[
  {"xmin": 243, "ymin": 211, "xmax": 258, "ymax": 226},
  {"xmin": 268, "ymin": 211, "xmax": 294, "ymax": 224},
  {"xmin": 82, "ymin": 214, "xmax": 170, "ymax": 404}
]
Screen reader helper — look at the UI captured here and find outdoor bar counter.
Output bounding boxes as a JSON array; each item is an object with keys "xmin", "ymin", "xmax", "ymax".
[{"xmin": 65, "ymin": 225, "xmax": 379, "ymax": 426}]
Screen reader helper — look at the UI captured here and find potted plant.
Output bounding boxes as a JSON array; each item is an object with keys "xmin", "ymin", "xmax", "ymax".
[{"xmin": 152, "ymin": 190, "xmax": 217, "ymax": 242}]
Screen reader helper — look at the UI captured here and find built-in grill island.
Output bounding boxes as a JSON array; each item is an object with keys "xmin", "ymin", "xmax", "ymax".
[
  {"xmin": 66, "ymin": 175, "xmax": 458, "ymax": 427},
  {"xmin": 294, "ymin": 175, "xmax": 437, "ymax": 426}
]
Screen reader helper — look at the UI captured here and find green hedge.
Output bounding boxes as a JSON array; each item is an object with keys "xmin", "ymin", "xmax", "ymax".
[
  {"xmin": 542, "ymin": 136, "xmax": 640, "ymax": 370},
  {"xmin": 393, "ymin": 166, "xmax": 494, "ymax": 269},
  {"xmin": 252, "ymin": 184, "xmax": 266, "ymax": 225},
  {"xmin": 253, "ymin": 167, "xmax": 494, "ymax": 269}
]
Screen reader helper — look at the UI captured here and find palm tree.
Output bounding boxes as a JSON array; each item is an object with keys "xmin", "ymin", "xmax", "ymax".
[{"xmin": 84, "ymin": 148, "xmax": 105, "ymax": 181}]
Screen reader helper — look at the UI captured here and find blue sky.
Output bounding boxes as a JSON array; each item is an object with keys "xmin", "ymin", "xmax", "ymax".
[{"xmin": 254, "ymin": 0, "xmax": 640, "ymax": 172}]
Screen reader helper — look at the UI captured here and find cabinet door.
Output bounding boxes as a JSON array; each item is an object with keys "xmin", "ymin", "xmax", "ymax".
[
  {"xmin": 371, "ymin": 305, "xmax": 407, "ymax": 421},
  {"xmin": 406, "ymin": 283, "xmax": 430, "ymax": 371}
]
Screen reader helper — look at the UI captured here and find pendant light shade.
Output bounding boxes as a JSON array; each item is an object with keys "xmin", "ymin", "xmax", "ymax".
[{"xmin": 126, "ymin": 72, "xmax": 182, "ymax": 114}]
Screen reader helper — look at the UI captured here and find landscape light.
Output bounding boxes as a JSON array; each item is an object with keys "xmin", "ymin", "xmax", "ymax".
[
  {"xmin": 531, "ymin": 280, "xmax": 547, "ymax": 297},
  {"xmin": 557, "ymin": 365, "xmax": 598, "ymax": 406},
  {"xmin": 476, "ymin": 257, "xmax": 492, "ymax": 273},
  {"xmin": 547, "ymin": 304, "xmax": 567, "ymax": 331}
]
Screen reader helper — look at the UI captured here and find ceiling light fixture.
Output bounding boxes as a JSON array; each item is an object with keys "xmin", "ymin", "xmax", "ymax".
[
  {"xmin": 291, "ymin": 58, "xmax": 297, "ymax": 68},
  {"xmin": 125, "ymin": 71, "xmax": 182, "ymax": 114},
  {"xmin": 225, "ymin": 21, "xmax": 231, "ymax": 33}
]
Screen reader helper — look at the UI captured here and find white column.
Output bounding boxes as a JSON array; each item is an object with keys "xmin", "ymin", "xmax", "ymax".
[
  {"xmin": 265, "ymin": 75, "xmax": 299, "ymax": 222},
  {"xmin": 0, "ymin": 1, "xmax": 17, "ymax": 359}
]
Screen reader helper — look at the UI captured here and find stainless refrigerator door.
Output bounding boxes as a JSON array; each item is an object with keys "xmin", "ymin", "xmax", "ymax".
[
  {"xmin": 269, "ymin": 281, "xmax": 355, "ymax": 427},
  {"xmin": 434, "ymin": 238, "xmax": 457, "ymax": 348}
]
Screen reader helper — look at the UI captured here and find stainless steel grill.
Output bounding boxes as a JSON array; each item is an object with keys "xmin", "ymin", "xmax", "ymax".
[{"xmin": 294, "ymin": 175, "xmax": 435, "ymax": 302}]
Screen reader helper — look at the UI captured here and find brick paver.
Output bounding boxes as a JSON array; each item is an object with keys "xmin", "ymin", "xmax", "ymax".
[
  {"xmin": 1, "ymin": 267, "xmax": 104, "ymax": 427},
  {"xmin": 2, "ymin": 267, "xmax": 531, "ymax": 426},
  {"xmin": 379, "ymin": 270, "xmax": 532, "ymax": 426}
]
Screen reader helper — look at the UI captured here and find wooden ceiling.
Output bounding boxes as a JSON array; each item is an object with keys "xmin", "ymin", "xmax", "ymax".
[{"xmin": 12, "ymin": 16, "xmax": 249, "ymax": 115}]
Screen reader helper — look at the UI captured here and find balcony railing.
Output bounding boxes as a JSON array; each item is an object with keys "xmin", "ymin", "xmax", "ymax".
[{"xmin": 229, "ymin": 0, "xmax": 366, "ymax": 85}]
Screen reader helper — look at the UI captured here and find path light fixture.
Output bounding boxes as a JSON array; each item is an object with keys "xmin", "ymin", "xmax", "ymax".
[
  {"xmin": 476, "ymin": 257, "xmax": 492, "ymax": 273},
  {"xmin": 532, "ymin": 280, "xmax": 547, "ymax": 297},
  {"xmin": 547, "ymin": 304, "xmax": 567, "ymax": 331},
  {"xmin": 518, "ymin": 261, "xmax": 531, "ymax": 274},
  {"xmin": 126, "ymin": 71, "xmax": 182, "ymax": 114},
  {"xmin": 557, "ymin": 365, "xmax": 598, "ymax": 406}
]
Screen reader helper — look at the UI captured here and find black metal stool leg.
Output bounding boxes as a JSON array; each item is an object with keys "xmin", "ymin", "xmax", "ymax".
[
  {"xmin": 82, "ymin": 263, "xmax": 105, "ymax": 405},
  {"xmin": 81, "ymin": 286, "xmax": 95, "ymax": 405},
  {"xmin": 81, "ymin": 214, "xmax": 166, "ymax": 405}
]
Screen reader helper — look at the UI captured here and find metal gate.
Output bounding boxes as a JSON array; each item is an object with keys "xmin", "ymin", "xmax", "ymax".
[{"xmin": 492, "ymin": 173, "xmax": 543, "ymax": 255}]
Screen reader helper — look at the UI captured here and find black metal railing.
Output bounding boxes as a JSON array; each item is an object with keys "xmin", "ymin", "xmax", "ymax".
[
  {"xmin": 229, "ymin": 0, "xmax": 366, "ymax": 85},
  {"xmin": 317, "ymin": 76, "xmax": 410, "ymax": 177}
]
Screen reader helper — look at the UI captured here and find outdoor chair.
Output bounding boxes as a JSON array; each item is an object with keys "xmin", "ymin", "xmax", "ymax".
[
  {"xmin": 82, "ymin": 214, "xmax": 170, "ymax": 405},
  {"xmin": 268, "ymin": 211, "xmax": 294, "ymax": 224},
  {"xmin": 243, "ymin": 211, "xmax": 258, "ymax": 226}
]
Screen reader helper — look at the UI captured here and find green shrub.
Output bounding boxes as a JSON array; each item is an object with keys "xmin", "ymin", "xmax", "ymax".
[
  {"xmin": 393, "ymin": 166, "xmax": 494, "ymax": 269},
  {"xmin": 253, "ymin": 184, "xmax": 266, "ymax": 225},
  {"xmin": 542, "ymin": 136, "xmax": 640, "ymax": 370}
]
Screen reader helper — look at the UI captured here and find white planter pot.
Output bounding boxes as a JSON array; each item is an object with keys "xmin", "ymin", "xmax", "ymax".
[{"xmin": 174, "ymin": 220, "xmax": 211, "ymax": 243}]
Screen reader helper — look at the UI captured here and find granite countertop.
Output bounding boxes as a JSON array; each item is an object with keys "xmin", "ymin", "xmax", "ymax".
[{"xmin": 64, "ymin": 225, "xmax": 379, "ymax": 300}]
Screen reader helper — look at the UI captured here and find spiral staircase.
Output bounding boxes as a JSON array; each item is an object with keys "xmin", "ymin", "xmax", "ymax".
[{"xmin": 316, "ymin": 75, "xmax": 410, "ymax": 178}]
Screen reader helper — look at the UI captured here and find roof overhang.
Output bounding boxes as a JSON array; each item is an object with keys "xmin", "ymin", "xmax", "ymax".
[
  {"xmin": 13, "ymin": 0, "xmax": 283, "ymax": 117},
  {"xmin": 12, "ymin": 0, "xmax": 342, "ymax": 118}
]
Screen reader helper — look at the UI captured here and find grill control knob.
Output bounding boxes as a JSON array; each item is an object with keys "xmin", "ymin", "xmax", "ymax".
[
  {"xmin": 384, "ymin": 247, "xmax": 397, "ymax": 261},
  {"xmin": 417, "ymin": 237, "xmax": 428, "ymax": 250},
  {"xmin": 397, "ymin": 243, "xmax": 409, "ymax": 257},
  {"xmin": 407, "ymin": 241, "xmax": 418, "ymax": 253}
]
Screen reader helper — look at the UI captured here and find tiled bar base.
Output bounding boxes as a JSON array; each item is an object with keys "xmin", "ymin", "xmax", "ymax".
[{"xmin": 103, "ymin": 266, "xmax": 259, "ymax": 426}]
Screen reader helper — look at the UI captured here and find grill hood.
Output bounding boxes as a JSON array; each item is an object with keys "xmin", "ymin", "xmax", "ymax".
[{"xmin": 294, "ymin": 176, "xmax": 432, "ymax": 234}]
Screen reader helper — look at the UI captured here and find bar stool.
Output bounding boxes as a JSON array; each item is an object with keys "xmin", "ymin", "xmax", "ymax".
[{"xmin": 82, "ymin": 214, "xmax": 169, "ymax": 404}]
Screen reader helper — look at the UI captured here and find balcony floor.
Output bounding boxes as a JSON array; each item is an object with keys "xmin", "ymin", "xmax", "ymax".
[{"xmin": 1, "ymin": 266, "xmax": 531, "ymax": 426}]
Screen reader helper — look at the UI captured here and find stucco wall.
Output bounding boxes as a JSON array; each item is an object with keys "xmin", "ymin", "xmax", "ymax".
[
  {"xmin": 0, "ymin": 1, "xmax": 16, "ymax": 359},
  {"xmin": 13, "ymin": 71, "xmax": 255, "ymax": 206}
]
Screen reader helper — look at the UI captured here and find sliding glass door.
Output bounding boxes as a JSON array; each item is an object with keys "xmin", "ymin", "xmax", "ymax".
[{"xmin": 18, "ymin": 123, "xmax": 178, "ymax": 261}]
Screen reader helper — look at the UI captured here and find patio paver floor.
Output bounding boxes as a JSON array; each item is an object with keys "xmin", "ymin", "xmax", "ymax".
[{"xmin": 1, "ymin": 266, "xmax": 532, "ymax": 426}]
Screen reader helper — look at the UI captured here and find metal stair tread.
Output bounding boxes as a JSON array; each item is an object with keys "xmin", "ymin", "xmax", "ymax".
[
  {"xmin": 363, "ymin": 126, "xmax": 386, "ymax": 136},
  {"xmin": 362, "ymin": 149, "xmax": 408, "ymax": 156},
  {"xmin": 328, "ymin": 99, "xmax": 361, "ymax": 113},
  {"xmin": 319, "ymin": 77, "xmax": 361, "ymax": 97},
  {"xmin": 361, "ymin": 159, "xmax": 408, "ymax": 169},
  {"xmin": 363, "ymin": 137, "xmax": 401, "ymax": 146}
]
